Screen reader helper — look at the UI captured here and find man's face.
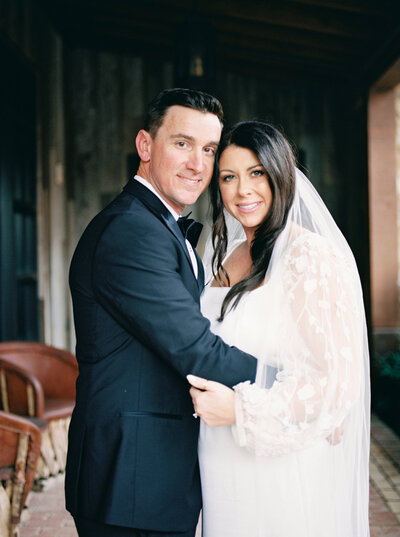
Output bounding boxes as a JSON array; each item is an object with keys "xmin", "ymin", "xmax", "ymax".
[{"xmin": 143, "ymin": 105, "xmax": 222, "ymax": 213}]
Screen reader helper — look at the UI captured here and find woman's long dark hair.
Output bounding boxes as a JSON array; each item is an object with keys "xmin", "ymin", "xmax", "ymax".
[{"xmin": 209, "ymin": 121, "xmax": 296, "ymax": 321}]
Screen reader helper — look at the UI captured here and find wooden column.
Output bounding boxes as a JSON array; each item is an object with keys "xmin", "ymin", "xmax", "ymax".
[{"xmin": 368, "ymin": 87, "xmax": 399, "ymax": 351}]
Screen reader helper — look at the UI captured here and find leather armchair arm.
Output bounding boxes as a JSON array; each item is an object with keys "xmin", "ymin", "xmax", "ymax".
[
  {"xmin": 0, "ymin": 342, "xmax": 78, "ymax": 401},
  {"xmin": 0, "ymin": 410, "xmax": 42, "ymax": 520},
  {"xmin": 0, "ymin": 359, "xmax": 45, "ymax": 419}
]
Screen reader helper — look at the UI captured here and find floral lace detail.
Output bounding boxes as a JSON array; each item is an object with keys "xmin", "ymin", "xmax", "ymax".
[{"xmin": 232, "ymin": 233, "xmax": 361, "ymax": 456}]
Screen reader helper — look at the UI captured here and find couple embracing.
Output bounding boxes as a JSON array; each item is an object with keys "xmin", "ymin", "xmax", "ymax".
[{"xmin": 65, "ymin": 88, "xmax": 370, "ymax": 537}]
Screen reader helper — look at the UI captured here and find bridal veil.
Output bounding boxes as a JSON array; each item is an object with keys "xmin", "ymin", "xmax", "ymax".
[{"xmin": 203, "ymin": 168, "xmax": 370, "ymax": 536}]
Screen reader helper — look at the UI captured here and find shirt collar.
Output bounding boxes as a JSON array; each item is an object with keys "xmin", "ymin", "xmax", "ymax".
[{"xmin": 134, "ymin": 175, "xmax": 180, "ymax": 221}]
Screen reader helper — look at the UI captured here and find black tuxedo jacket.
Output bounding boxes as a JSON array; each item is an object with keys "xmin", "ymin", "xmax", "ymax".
[{"xmin": 65, "ymin": 178, "xmax": 257, "ymax": 532}]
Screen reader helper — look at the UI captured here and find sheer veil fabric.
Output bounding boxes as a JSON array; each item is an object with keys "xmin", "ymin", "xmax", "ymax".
[{"xmin": 202, "ymin": 169, "xmax": 370, "ymax": 536}]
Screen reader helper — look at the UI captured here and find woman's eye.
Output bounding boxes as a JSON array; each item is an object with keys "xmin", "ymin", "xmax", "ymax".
[
  {"xmin": 220, "ymin": 175, "xmax": 234, "ymax": 182},
  {"xmin": 252, "ymin": 169, "xmax": 264, "ymax": 177}
]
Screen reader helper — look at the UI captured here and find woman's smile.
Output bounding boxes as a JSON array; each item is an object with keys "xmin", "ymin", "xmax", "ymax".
[{"xmin": 236, "ymin": 201, "xmax": 263, "ymax": 213}]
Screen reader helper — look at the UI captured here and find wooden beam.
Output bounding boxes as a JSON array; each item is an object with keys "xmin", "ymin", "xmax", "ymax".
[
  {"xmin": 372, "ymin": 57, "xmax": 400, "ymax": 91},
  {"xmin": 218, "ymin": 33, "xmax": 358, "ymax": 68},
  {"xmin": 81, "ymin": 9, "xmax": 369, "ymax": 64},
  {"xmin": 218, "ymin": 46, "xmax": 357, "ymax": 80},
  {"xmin": 219, "ymin": 18, "xmax": 374, "ymax": 54},
  {"xmin": 37, "ymin": 0, "xmax": 399, "ymax": 87},
  {"xmin": 359, "ymin": 23, "xmax": 400, "ymax": 88},
  {"xmin": 288, "ymin": 0, "xmax": 398, "ymax": 17},
  {"xmin": 196, "ymin": 1, "xmax": 392, "ymax": 39},
  {"xmin": 72, "ymin": 0, "xmax": 396, "ymax": 41}
]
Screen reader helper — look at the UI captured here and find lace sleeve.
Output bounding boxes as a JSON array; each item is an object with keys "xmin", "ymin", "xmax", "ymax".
[{"xmin": 232, "ymin": 233, "xmax": 362, "ymax": 456}]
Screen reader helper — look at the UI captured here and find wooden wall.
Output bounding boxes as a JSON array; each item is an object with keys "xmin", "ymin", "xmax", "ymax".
[
  {"xmin": 65, "ymin": 51, "xmax": 175, "ymax": 244},
  {"xmin": 0, "ymin": 0, "xmax": 70, "ymax": 348},
  {"xmin": 65, "ymin": 51, "xmax": 370, "ymax": 306},
  {"xmin": 65, "ymin": 55, "xmax": 359, "ymax": 233},
  {"xmin": 218, "ymin": 76, "xmax": 370, "ymax": 310},
  {"xmin": 0, "ymin": 0, "xmax": 371, "ymax": 349}
]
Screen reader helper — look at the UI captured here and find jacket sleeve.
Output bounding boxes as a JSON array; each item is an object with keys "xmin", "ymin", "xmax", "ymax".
[{"xmin": 92, "ymin": 212, "xmax": 257, "ymax": 387}]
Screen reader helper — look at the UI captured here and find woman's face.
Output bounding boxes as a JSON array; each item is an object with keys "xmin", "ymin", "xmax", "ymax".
[{"xmin": 218, "ymin": 144, "xmax": 272, "ymax": 239}]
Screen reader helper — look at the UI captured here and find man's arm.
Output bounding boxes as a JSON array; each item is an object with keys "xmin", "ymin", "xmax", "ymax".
[{"xmin": 93, "ymin": 212, "xmax": 257, "ymax": 387}]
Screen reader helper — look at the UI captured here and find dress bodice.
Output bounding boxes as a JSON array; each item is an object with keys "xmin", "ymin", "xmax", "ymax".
[{"xmin": 201, "ymin": 281, "xmax": 295, "ymax": 371}]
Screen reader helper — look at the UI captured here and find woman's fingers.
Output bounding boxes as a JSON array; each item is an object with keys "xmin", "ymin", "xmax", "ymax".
[
  {"xmin": 187, "ymin": 374, "xmax": 211, "ymax": 390},
  {"xmin": 189, "ymin": 386, "xmax": 201, "ymax": 418},
  {"xmin": 188, "ymin": 378, "xmax": 236, "ymax": 426},
  {"xmin": 189, "ymin": 386, "xmax": 200, "ymax": 400}
]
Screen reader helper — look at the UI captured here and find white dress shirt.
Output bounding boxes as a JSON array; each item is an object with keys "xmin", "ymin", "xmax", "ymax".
[{"xmin": 134, "ymin": 175, "xmax": 198, "ymax": 278}]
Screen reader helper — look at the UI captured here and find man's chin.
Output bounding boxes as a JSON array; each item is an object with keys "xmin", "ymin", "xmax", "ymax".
[{"xmin": 177, "ymin": 191, "xmax": 206, "ymax": 208}]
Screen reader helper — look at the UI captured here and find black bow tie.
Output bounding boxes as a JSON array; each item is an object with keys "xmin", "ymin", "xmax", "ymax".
[{"xmin": 177, "ymin": 214, "xmax": 203, "ymax": 249}]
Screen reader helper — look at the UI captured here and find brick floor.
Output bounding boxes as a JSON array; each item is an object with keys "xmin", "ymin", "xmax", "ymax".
[
  {"xmin": 19, "ymin": 414, "xmax": 400, "ymax": 537},
  {"xmin": 370, "ymin": 415, "xmax": 400, "ymax": 537},
  {"xmin": 19, "ymin": 475, "xmax": 77, "ymax": 537}
]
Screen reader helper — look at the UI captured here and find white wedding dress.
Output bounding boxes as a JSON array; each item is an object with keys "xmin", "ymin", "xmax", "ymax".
[{"xmin": 199, "ymin": 231, "xmax": 369, "ymax": 537}]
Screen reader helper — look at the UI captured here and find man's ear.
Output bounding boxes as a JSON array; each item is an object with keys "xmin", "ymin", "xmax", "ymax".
[{"xmin": 136, "ymin": 129, "xmax": 152, "ymax": 162}]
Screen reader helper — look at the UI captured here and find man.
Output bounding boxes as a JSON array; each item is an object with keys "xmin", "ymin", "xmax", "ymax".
[{"xmin": 65, "ymin": 88, "xmax": 257, "ymax": 537}]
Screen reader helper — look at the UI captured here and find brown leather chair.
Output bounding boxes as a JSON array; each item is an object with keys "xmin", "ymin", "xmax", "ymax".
[
  {"xmin": 0, "ymin": 411, "xmax": 41, "ymax": 537},
  {"xmin": 0, "ymin": 342, "xmax": 78, "ymax": 421},
  {"xmin": 0, "ymin": 342, "xmax": 78, "ymax": 477}
]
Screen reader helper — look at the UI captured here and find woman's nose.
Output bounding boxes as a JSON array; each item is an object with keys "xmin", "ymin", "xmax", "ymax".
[{"xmin": 237, "ymin": 177, "xmax": 252, "ymax": 196}]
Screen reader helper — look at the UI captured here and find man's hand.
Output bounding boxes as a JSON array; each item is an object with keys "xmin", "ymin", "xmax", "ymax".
[{"xmin": 187, "ymin": 374, "xmax": 236, "ymax": 427}]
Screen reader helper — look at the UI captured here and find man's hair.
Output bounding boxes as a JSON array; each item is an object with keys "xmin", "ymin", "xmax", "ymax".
[{"xmin": 144, "ymin": 88, "xmax": 224, "ymax": 138}]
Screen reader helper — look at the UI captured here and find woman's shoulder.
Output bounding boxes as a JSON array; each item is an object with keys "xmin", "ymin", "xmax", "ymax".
[
  {"xmin": 286, "ymin": 229, "xmax": 340, "ymax": 260},
  {"xmin": 283, "ymin": 229, "xmax": 350, "ymax": 280},
  {"xmin": 224, "ymin": 241, "xmax": 249, "ymax": 268}
]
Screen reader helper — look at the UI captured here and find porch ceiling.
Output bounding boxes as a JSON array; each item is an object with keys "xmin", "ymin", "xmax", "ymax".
[{"xmin": 39, "ymin": 0, "xmax": 400, "ymax": 86}]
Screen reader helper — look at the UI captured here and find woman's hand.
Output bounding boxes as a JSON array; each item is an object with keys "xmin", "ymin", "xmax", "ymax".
[{"xmin": 187, "ymin": 374, "xmax": 236, "ymax": 427}]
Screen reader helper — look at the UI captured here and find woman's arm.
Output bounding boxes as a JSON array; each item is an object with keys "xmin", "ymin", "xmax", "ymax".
[{"xmin": 232, "ymin": 235, "xmax": 363, "ymax": 455}]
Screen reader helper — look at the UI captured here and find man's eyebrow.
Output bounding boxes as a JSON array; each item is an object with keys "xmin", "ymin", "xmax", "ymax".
[
  {"xmin": 170, "ymin": 133, "xmax": 195, "ymax": 141},
  {"xmin": 170, "ymin": 134, "xmax": 220, "ymax": 146}
]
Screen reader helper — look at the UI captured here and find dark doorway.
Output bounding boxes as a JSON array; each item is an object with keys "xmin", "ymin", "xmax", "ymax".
[{"xmin": 0, "ymin": 40, "xmax": 39, "ymax": 341}]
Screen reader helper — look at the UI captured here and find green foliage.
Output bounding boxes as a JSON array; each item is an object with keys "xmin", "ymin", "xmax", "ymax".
[
  {"xmin": 376, "ymin": 351, "xmax": 400, "ymax": 380},
  {"xmin": 372, "ymin": 349, "xmax": 400, "ymax": 436}
]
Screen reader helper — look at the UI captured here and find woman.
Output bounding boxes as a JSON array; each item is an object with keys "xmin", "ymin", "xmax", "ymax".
[{"xmin": 188, "ymin": 122, "xmax": 370, "ymax": 536}]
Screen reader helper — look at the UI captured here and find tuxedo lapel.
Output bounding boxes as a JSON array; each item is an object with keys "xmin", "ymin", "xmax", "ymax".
[
  {"xmin": 195, "ymin": 250, "xmax": 205, "ymax": 291},
  {"xmin": 123, "ymin": 178, "xmax": 198, "ymax": 279}
]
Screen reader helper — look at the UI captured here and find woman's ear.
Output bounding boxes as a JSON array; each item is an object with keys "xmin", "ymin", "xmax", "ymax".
[{"xmin": 136, "ymin": 129, "xmax": 152, "ymax": 162}]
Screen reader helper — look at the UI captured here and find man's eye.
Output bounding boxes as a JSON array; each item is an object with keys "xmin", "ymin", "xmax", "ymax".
[
  {"xmin": 204, "ymin": 147, "xmax": 216, "ymax": 155},
  {"xmin": 177, "ymin": 141, "xmax": 187, "ymax": 148}
]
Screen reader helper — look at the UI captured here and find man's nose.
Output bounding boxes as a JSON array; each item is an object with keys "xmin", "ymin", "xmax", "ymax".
[{"xmin": 186, "ymin": 149, "xmax": 203, "ymax": 173}]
